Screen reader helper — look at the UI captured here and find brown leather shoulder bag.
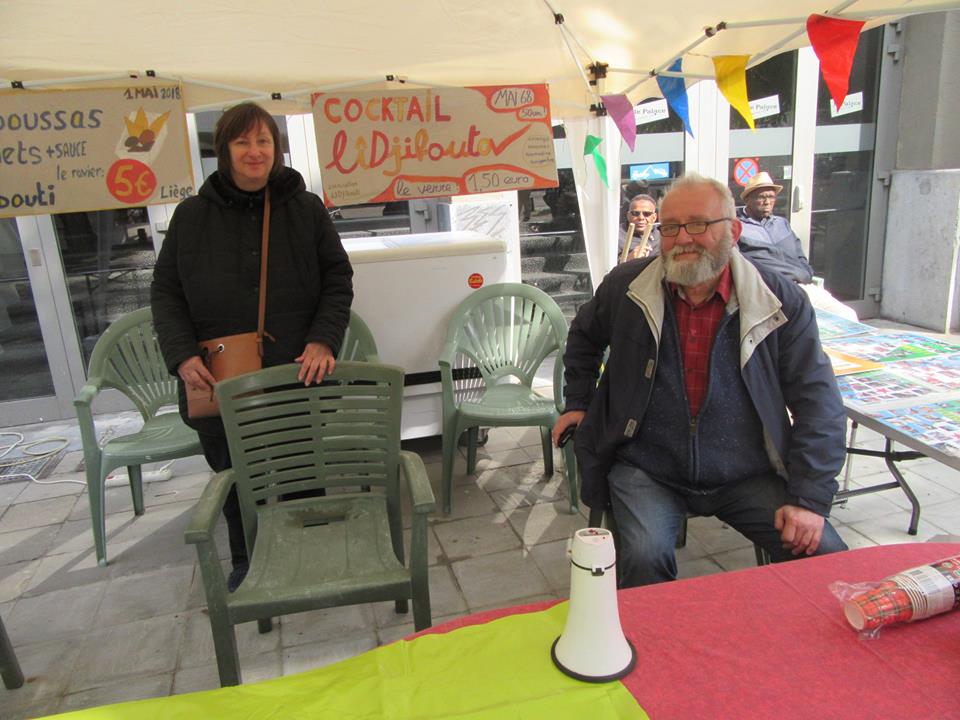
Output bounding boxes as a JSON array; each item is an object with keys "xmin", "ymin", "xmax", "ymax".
[{"xmin": 186, "ymin": 187, "xmax": 272, "ymax": 418}]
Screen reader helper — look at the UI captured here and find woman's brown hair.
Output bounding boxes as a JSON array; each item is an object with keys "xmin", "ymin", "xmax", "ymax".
[{"xmin": 213, "ymin": 102, "xmax": 284, "ymax": 180}]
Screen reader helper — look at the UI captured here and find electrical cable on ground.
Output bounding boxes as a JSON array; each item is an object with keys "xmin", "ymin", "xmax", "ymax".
[{"xmin": 0, "ymin": 431, "xmax": 174, "ymax": 487}]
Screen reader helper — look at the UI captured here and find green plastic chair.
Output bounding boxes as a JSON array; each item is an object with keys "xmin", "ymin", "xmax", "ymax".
[
  {"xmin": 337, "ymin": 309, "xmax": 379, "ymax": 362},
  {"xmin": 186, "ymin": 361, "xmax": 434, "ymax": 687},
  {"xmin": 74, "ymin": 307, "xmax": 202, "ymax": 567},
  {"xmin": 0, "ymin": 616, "xmax": 23, "ymax": 690},
  {"xmin": 438, "ymin": 282, "xmax": 577, "ymax": 515}
]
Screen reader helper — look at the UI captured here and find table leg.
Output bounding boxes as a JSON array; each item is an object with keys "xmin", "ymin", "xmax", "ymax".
[{"xmin": 836, "ymin": 437, "xmax": 923, "ymax": 535}]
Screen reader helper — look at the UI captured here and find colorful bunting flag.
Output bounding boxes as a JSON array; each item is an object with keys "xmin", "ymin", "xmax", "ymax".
[
  {"xmin": 713, "ymin": 55, "xmax": 755, "ymax": 131},
  {"xmin": 807, "ymin": 14, "xmax": 865, "ymax": 111},
  {"xmin": 583, "ymin": 134, "xmax": 608, "ymax": 188},
  {"xmin": 600, "ymin": 94, "xmax": 637, "ymax": 152},
  {"xmin": 656, "ymin": 59, "xmax": 694, "ymax": 138}
]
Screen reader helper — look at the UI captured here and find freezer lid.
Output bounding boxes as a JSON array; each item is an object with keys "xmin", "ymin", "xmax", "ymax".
[{"xmin": 343, "ymin": 231, "xmax": 506, "ymax": 263}]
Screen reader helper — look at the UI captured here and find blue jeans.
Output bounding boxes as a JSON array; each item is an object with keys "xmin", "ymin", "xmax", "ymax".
[{"xmin": 607, "ymin": 462, "xmax": 848, "ymax": 587}]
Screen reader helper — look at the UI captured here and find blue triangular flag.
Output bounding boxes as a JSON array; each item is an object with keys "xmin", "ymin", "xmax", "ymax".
[{"xmin": 656, "ymin": 59, "xmax": 694, "ymax": 138}]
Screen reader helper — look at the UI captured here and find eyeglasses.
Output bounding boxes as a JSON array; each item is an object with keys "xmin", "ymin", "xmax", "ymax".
[
  {"xmin": 753, "ymin": 194, "xmax": 777, "ymax": 202},
  {"xmin": 629, "ymin": 210, "xmax": 655, "ymax": 218},
  {"xmin": 659, "ymin": 218, "xmax": 732, "ymax": 237}
]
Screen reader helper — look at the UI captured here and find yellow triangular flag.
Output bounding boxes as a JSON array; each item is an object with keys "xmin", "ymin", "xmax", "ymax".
[{"xmin": 713, "ymin": 55, "xmax": 755, "ymax": 131}]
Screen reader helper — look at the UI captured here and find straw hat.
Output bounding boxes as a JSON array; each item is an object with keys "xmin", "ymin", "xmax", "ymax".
[{"xmin": 740, "ymin": 171, "xmax": 783, "ymax": 200}]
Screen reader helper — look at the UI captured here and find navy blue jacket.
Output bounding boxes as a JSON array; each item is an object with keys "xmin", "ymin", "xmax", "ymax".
[
  {"xmin": 736, "ymin": 209, "xmax": 814, "ymax": 284},
  {"xmin": 563, "ymin": 248, "xmax": 845, "ymax": 514}
]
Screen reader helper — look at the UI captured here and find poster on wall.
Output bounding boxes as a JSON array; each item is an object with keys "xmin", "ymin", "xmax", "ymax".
[
  {"xmin": 0, "ymin": 84, "xmax": 193, "ymax": 218},
  {"xmin": 312, "ymin": 84, "xmax": 558, "ymax": 205}
]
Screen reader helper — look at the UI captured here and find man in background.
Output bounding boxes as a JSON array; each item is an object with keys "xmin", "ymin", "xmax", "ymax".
[{"xmin": 737, "ymin": 172, "xmax": 856, "ymax": 320}]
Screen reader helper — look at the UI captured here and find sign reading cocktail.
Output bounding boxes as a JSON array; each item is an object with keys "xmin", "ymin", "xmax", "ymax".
[
  {"xmin": 313, "ymin": 84, "xmax": 558, "ymax": 204},
  {"xmin": 0, "ymin": 84, "xmax": 193, "ymax": 217}
]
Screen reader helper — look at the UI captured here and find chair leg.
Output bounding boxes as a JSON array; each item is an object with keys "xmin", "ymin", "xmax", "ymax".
[
  {"xmin": 754, "ymin": 544, "xmax": 771, "ymax": 566},
  {"xmin": 257, "ymin": 618, "xmax": 273, "ymax": 634},
  {"xmin": 90, "ymin": 466, "xmax": 109, "ymax": 567},
  {"xmin": 412, "ymin": 578, "xmax": 432, "ymax": 632},
  {"xmin": 440, "ymin": 417, "xmax": 459, "ymax": 514},
  {"xmin": 128, "ymin": 465, "xmax": 145, "ymax": 516},
  {"xmin": 0, "ymin": 616, "xmax": 24, "ymax": 690},
  {"xmin": 209, "ymin": 607, "xmax": 241, "ymax": 687},
  {"xmin": 561, "ymin": 443, "xmax": 578, "ymax": 513},
  {"xmin": 465, "ymin": 426, "xmax": 479, "ymax": 475},
  {"xmin": 675, "ymin": 515, "xmax": 688, "ymax": 549},
  {"xmin": 539, "ymin": 426, "xmax": 554, "ymax": 476},
  {"xmin": 588, "ymin": 506, "xmax": 604, "ymax": 528}
]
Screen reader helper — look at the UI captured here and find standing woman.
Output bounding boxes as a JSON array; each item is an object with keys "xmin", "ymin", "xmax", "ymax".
[{"xmin": 151, "ymin": 103, "xmax": 353, "ymax": 590}]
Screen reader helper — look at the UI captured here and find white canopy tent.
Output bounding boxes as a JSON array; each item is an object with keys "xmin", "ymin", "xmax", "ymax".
[{"xmin": 2, "ymin": 0, "xmax": 958, "ymax": 285}]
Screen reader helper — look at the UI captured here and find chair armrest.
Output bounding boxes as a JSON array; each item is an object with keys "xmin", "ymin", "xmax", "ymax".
[
  {"xmin": 552, "ymin": 342, "xmax": 567, "ymax": 413},
  {"xmin": 73, "ymin": 380, "xmax": 105, "ymax": 471},
  {"xmin": 438, "ymin": 338, "xmax": 458, "ymax": 369},
  {"xmin": 74, "ymin": 379, "xmax": 103, "ymax": 408},
  {"xmin": 399, "ymin": 451, "xmax": 436, "ymax": 514},
  {"xmin": 185, "ymin": 469, "xmax": 235, "ymax": 544}
]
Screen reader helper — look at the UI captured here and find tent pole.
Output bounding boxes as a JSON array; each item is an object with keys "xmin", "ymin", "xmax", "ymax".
[
  {"xmin": 7, "ymin": 72, "xmax": 132, "ymax": 89},
  {"xmin": 541, "ymin": 0, "xmax": 599, "ymax": 103}
]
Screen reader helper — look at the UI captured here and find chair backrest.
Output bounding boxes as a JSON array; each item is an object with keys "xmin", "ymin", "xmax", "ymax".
[
  {"xmin": 337, "ymin": 310, "xmax": 379, "ymax": 362},
  {"xmin": 443, "ymin": 282, "xmax": 568, "ymax": 387},
  {"xmin": 86, "ymin": 307, "xmax": 177, "ymax": 418},
  {"xmin": 216, "ymin": 361, "xmax": 404, "ymax": 520}
]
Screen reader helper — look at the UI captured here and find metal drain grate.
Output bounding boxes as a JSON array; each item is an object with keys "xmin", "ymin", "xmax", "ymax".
[{"xmin": 0, "ymin": 449, "xmax": 66, "ymax": 483}]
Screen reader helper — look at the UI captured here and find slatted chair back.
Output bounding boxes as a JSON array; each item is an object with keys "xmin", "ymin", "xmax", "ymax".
[
  {"xmin": 217, "ymin": 362, "xmax": 404, "ymax": 533},
  {"xmin": 443, "ymin": 283, "xmax": 567, "ymax": 388},
  {"xmin": 337, "ymin": 310, "xmax": 380, "ymax": 362},
  {"xmin": 85, "ymin": 307, "xmax": 177, "ymax": 419}
]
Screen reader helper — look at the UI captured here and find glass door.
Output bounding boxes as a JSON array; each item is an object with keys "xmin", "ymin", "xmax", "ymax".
[
  {"xmin": 51, "ymin": 208, "xmax": 157, "ymax": 371},
  {"xmin": 0, "ymin": 218, "xmax": 74, "ymax": 425},
  {"xmin": 0, "ymin": 208, "xmax": 164, "ymax": 425}
]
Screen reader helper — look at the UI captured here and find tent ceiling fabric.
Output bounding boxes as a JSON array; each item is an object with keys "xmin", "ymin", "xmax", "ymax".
[{"xmin": 0, "ymin": 0, "xmax": 954, "ymax": 116}]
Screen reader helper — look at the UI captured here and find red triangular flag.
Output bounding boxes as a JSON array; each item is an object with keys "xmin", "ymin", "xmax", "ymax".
[{"xmin": 807, "ymin": 14, "xmax": 865, "ymax": 111}]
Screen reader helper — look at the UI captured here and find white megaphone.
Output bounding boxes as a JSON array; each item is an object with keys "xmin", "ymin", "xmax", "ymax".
[{"xmin": 551, "ymin": 527, "xmax": 636, "ymax": 682}]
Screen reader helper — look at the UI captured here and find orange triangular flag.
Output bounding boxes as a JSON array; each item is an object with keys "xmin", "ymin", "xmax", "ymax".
[
  {"xmin": 807, "ymin": 14, "xmax": 865, "ymax": 111},
  {"xmin": 713, "ymin": 55, "xmax": 755, "ymax": 131}
]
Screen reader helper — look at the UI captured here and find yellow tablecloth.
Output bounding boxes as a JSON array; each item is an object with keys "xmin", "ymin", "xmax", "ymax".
[{"xmin": 49, "ymin": 603, "xmax": 646, "ymax": 719}]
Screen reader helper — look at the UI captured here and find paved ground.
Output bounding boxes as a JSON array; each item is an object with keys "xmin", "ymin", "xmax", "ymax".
[{"xmin": 1, "ymin": 414, "xmax": 958, "ymax": 717}]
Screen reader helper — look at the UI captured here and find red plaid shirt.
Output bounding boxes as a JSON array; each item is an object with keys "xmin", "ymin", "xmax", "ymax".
[{"xmin": 670, "ymin": 266, "xmax": 732, "ymax": 417}]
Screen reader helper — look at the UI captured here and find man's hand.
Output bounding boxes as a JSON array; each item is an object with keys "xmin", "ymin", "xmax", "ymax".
[
  {"xmin": 178, "ymin": 355, "xmax": 216, "ymax": 392},
  {"xmin": 774, "ymin": 504, "xmax": 825, "ymax": 556},
  {"xmin": 295, "ymin": 342, "xmax": 335, "ymax": 385},
  {"xmin": 552, "ymin": 410, "xmax": 586, "ymax": 447}
]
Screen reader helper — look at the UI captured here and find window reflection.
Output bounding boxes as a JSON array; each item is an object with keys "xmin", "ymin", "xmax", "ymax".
[{"xmin": 53, "ymin": 209, "xmax": 155, "ymax": 365}]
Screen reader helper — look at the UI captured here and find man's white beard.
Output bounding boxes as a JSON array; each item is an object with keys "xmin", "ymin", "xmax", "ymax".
[{"xmin": 662, "ymin": 233, "xmax": 732, "ymax": 286}]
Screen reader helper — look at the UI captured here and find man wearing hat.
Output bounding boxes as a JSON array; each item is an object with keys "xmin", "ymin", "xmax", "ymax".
[
  {"xmin": 736, "ymin": 172, "xmax": 857, "ymax": 320},
  {"xmin": 736, "ymin": 172, "xmax": 814, "ymax": 284}
]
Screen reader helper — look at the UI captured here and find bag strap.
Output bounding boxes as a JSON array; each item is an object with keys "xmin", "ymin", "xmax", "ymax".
[{"xmin": 257, "ymin": 186, "xmax": 271, "ymax": 356}]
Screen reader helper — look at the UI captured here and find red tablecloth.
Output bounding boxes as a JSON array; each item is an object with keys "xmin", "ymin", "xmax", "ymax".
[{"xmin": 427, "ymin": 543, "xmax": 960, "ymax": 719}]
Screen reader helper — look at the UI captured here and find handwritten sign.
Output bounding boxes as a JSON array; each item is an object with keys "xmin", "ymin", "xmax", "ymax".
[
  {"xmin": 0, "ymin": 84, "xmax": 194, "ymax": 218},
  {"xmin": 312, "ymin": 84, "xmax": 558, "ymax": 204}
]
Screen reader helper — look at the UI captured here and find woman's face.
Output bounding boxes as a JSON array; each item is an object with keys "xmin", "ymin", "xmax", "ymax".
[{"xmin": 228, "ymin": 123, "xmax": 274, "ymax": 191}]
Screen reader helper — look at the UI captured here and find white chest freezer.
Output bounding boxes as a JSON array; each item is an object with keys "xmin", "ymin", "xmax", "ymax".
[{"xmin": 345, "ymin": 231, "xmax": 513, "ymax": 439}]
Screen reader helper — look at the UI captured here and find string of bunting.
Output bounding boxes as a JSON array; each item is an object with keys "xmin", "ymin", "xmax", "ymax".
[{"xmin": 591, "ymin": 12, "xmax": 865, "ymax": 157}]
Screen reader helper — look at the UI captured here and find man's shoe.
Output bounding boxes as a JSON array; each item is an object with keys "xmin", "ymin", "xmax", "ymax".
[{"xmin": 227, "ymin": 563, "xmax": 249, "ymax": 593}]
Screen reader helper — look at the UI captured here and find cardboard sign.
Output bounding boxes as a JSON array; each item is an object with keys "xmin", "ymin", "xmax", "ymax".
[
  {"xmin": 0, "ymin": 84, "xmax": 193, "ymax": 218},
  {"xmin": 313, "ymin": 84, "xmax": 558, "ymax": 205}
]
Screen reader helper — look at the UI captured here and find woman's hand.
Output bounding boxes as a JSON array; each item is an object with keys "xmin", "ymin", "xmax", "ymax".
[
  {"xmin": 295, "ymin": 342, "xmax": 335, "ymax": 385},
  {"xmin": 178, "ymin": 355, "xmax": 217, "ymax": 392}
]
